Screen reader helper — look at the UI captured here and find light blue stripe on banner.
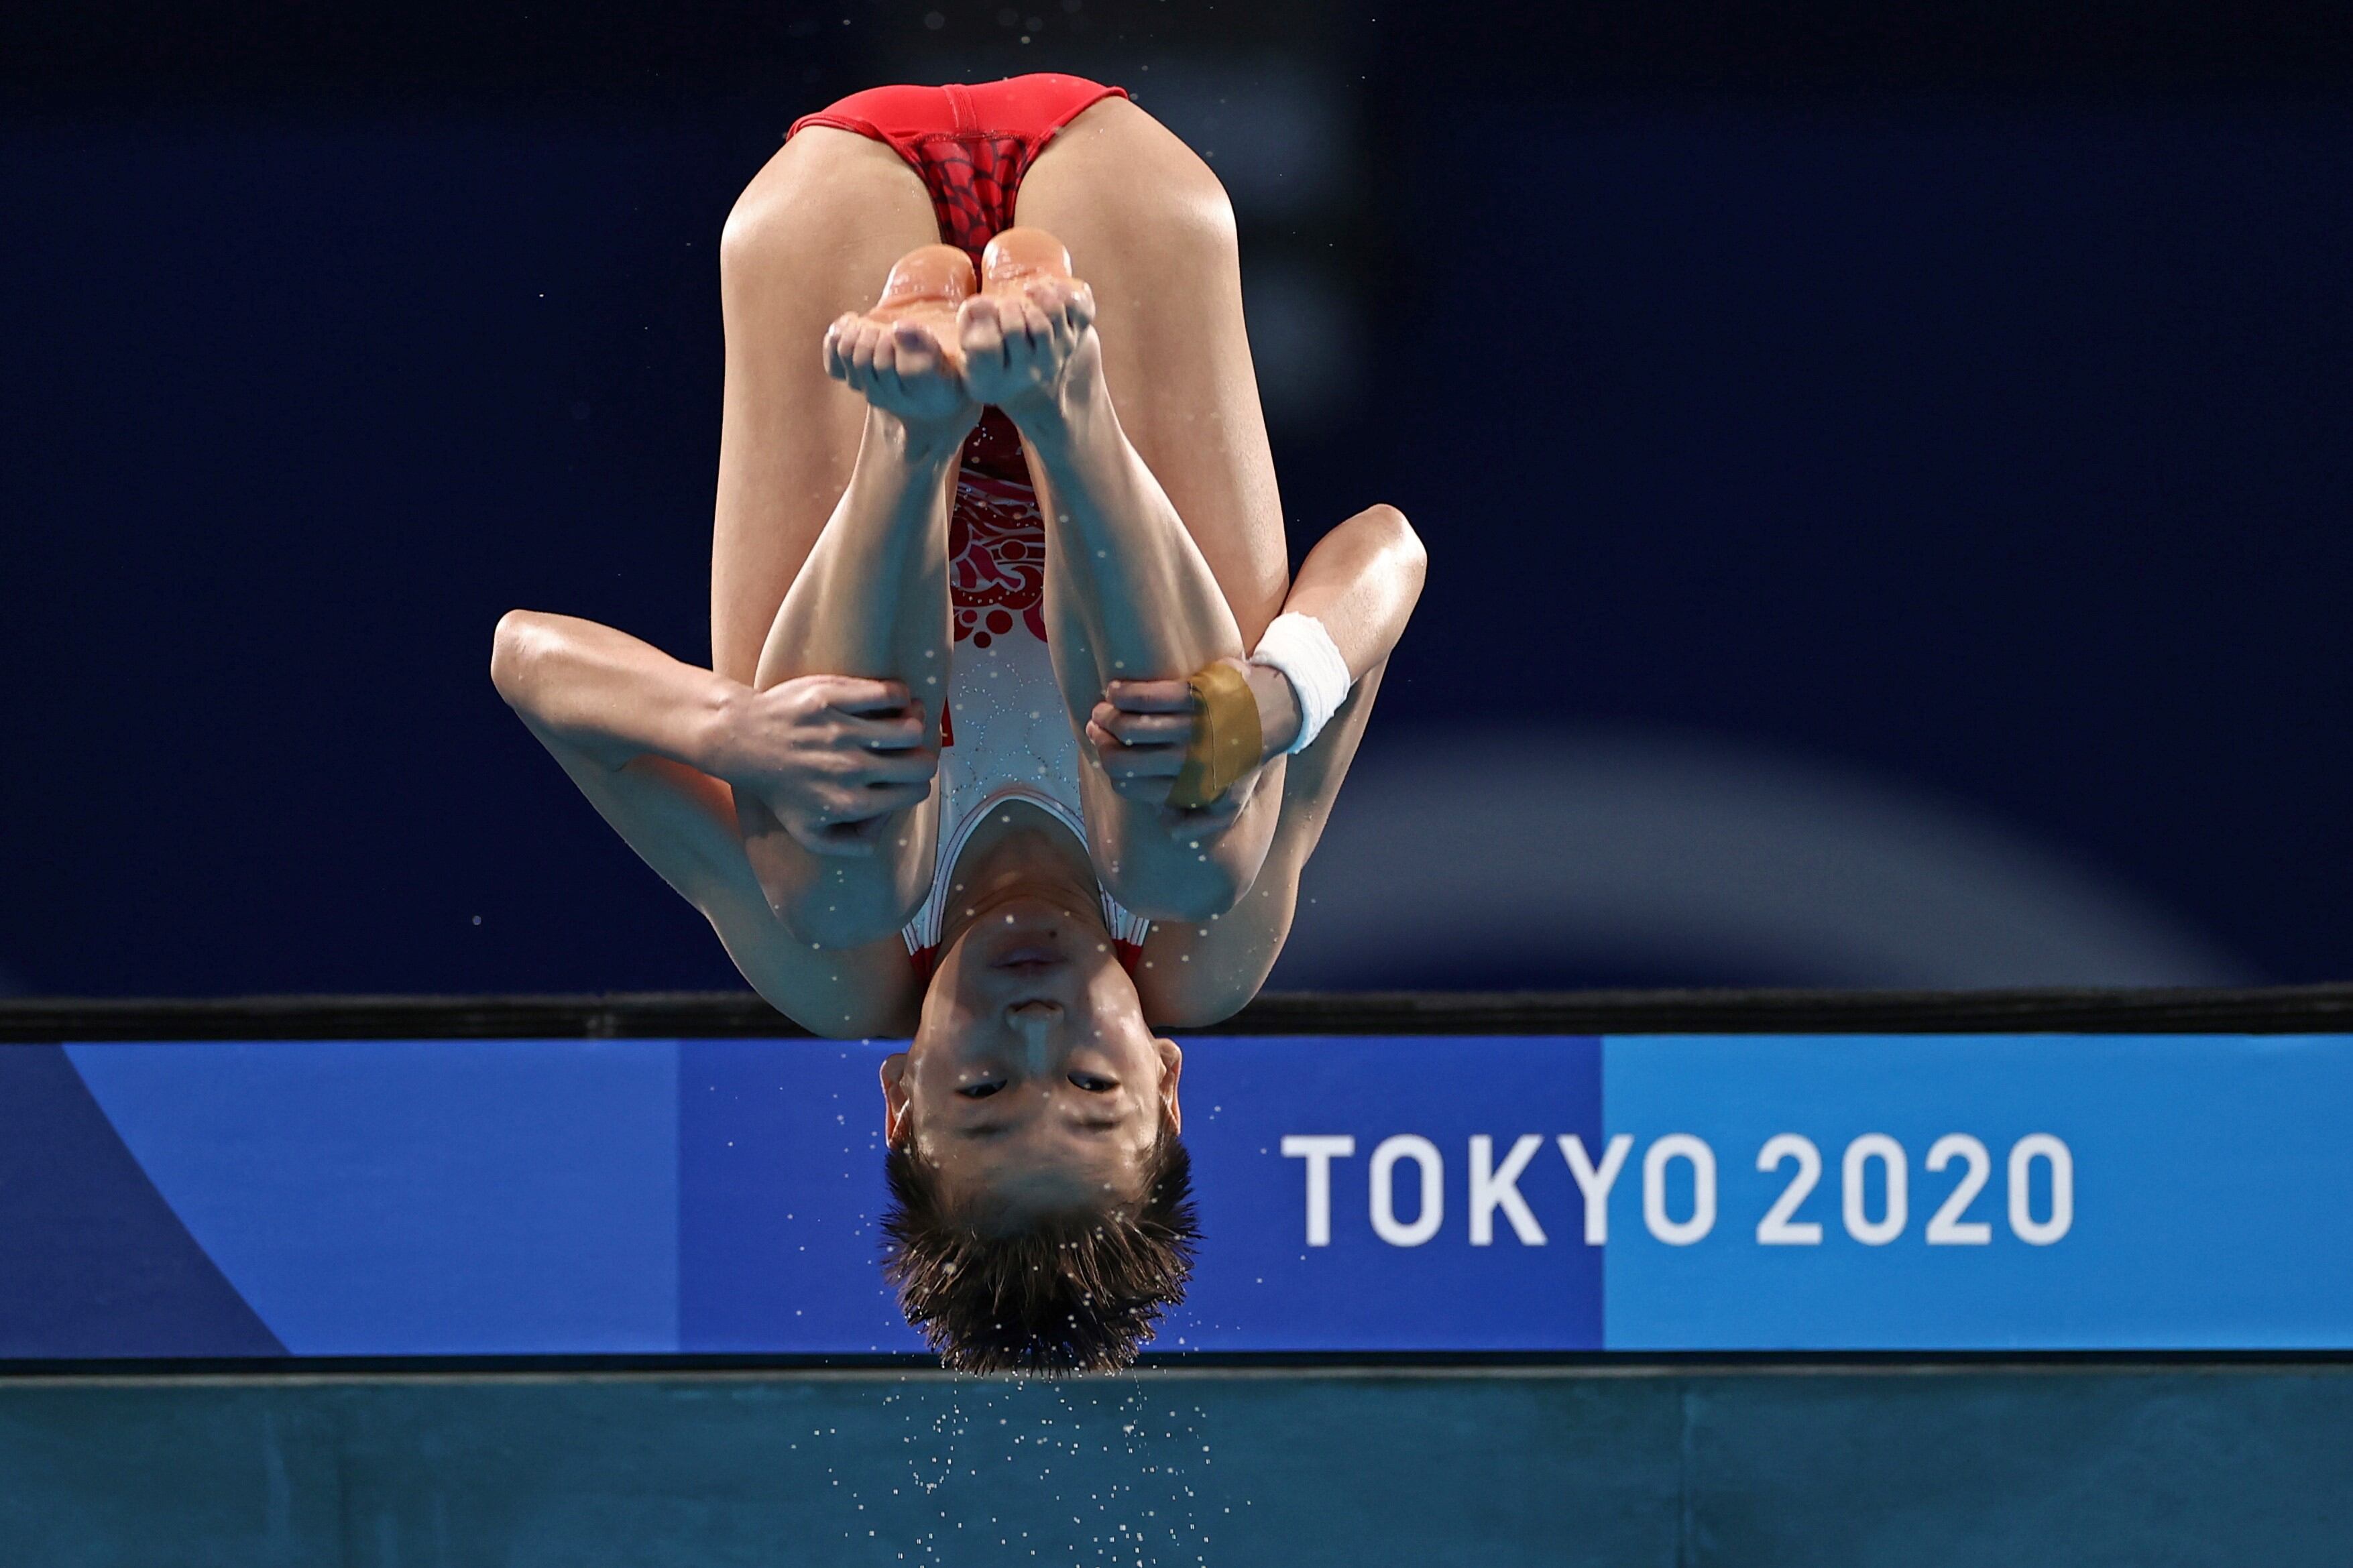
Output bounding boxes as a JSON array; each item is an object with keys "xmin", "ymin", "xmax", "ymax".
[
  {"xmin": 1599, "ymin": 1034, "xmax": 2353, "ymax": 1350},
  {"xmin": 66, "ymin": 1039, "xmax": 681, "ymax": 1355}
]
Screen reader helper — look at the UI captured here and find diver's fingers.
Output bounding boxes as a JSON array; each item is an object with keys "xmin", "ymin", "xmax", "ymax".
[{"xmin": 1103, "ymin": 678, "xmax": 1196, "ymax": 714}]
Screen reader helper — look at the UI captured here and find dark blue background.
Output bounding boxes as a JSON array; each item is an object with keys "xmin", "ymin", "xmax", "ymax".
[{"xmin": 4, "ymin": 2, "xmax": 2348, "ymax": 996}]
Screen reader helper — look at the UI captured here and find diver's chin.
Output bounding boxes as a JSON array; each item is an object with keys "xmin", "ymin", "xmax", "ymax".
[{"xmin": 972, "ymin": 902, "xmax": 1082, "ymax": 967}]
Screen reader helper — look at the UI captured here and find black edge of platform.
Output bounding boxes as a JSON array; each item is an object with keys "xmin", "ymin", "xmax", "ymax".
[
  {"xmin": 0, "ymin": 1348, "xmax": 2347, "ymax": 1381},
  {"xmin": 3, "ymin": 985, "xmax": 2353, "ymax": 1042}
]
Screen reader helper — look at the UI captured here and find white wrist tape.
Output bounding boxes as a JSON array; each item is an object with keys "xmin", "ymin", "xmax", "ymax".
[{"xmin": 1249, "ymin": 612, "xmax": 1352, "ymax": 756}]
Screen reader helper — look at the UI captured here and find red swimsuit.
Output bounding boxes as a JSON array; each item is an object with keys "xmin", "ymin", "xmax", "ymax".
[
  {"xmin": 789, "ymin": 73, "xmax": 1129, "ymax": 662},
  {"xmin": 789, "ymin": 76, "xmax": 1129, "ymax": 269},
  {"xmin": 788, "ymin": 77, "xmax": 1142, "ymax": 982}
]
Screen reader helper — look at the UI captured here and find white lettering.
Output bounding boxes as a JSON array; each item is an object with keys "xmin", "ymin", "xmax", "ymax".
[
  {"xmin": 1558, "ymin": 1133, "xmax": 1633, "ymax": 1244},
  {"xmin": 1925, "ymin": 1134, "xmax": 1992, "ymax": 1244},
  {"xmin": 1756, "ymin": 1134, "xmax": 1825, "ymax": 1245},
  {"xmin": 1285, "ymin": 1126, "xmax": 2059, "ymax": 1254},
  {"xmin": 1369, "ymin": 1134, "xmax": 1444, "ymax": 1246},
  {"xmin": 1842, "ymin": 1134, "xmax": 1908, "ymax": 1245},
  {"xmin": 2008, "ymin": 1134, "xmax": 2073, "ymax": 1245},
  {"xmin": 1469, "ymin": 1134, "xmax": 1547, "ymax": 1246},
  {"xmin": 1643, "ymin": 1134, "xmax": 1717, "ymax": 1245},
  {"xmin": 1281, "ymin": 1135, "xmax": 1356, "ymax": 1247}
]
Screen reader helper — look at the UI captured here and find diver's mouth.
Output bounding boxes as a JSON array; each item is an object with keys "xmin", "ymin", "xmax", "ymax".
[{"xmin": 991, "ymin": 945, "xmax": 1068, "ymax": 970}]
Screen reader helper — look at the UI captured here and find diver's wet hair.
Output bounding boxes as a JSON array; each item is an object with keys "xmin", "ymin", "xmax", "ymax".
[{"xmin": 881, "ymin": 1136, "xmax": 1196, "ymax": 1375}]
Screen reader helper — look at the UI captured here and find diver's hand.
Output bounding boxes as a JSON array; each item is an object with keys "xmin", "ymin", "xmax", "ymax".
[
  {"xmin": 712, "ymin": 676, "xmax": 937, "ymax": 857},
  {"xmin": 1084, "ymin": 658, "xmax": 1296, "ymax": 836}
]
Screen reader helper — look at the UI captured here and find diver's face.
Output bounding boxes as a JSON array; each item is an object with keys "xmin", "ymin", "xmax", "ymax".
[{"xmin": 882, "ymin": 896, "xmax": 1180, "ymax": 1221}]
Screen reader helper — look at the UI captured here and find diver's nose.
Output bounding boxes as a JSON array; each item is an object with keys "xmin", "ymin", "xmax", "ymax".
[{"xmin": 1009, "ymin": 1001, "xmax": 1058, "ymax": 1075}]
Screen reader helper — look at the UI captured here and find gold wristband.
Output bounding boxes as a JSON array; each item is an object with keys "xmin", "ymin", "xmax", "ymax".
[{"xmin": 1167, "ymin": 660, "xmax": 1263, "ymax": 810}]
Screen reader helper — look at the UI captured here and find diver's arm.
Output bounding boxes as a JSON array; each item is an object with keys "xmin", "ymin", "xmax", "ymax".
[
  {"xmin": 1091, "ymin": 502, "xmax": 1423, "ymax": 800},
  {"xmin": 1128, "ymin": 505, "xmax": 1424, "ymax": 1024},
  {"xmin": 489, "ymin": 611, "xmax": 923, "ymax": 1035},
  {"xmin": 492, "ymin": 611, "xmax": 746, "ymax": 774},
  {"xmin": 1130, "ymin": 660, "xmax": 1389, "ymax": 1026},
  {"xmin": 1257, "ymin": 502, "xmax": 1427, "ymax": 739},
  {"xmin": 1100, "ymin": 500, "xmax": 1423, "ymax": 830}
]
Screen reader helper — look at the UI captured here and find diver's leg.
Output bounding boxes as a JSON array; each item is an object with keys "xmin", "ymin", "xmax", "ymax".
[
  {"xmin": 952, "ymin": 101, "xmax": 1298, "ymax": 914},
  {"xmin": 709, "ymin": 125, "xmax": 943, "ymax": 686},
  {"xmin": 751, "ymin": 245, "xmax": 974, "ymax": 697},
  {"xmin": 730, "ymin": 238, "xmax": 990, "ymax": 932},
  {"xmin": 964, "ymin": 235, "xmax": 1250, "ymax": 692},
  {"xmin": 1013, "ymin": 97, "xmax": 1292, "ymax": 647},
  {"xmin": 963, "ymin": 261, "xmax": 1282, "ymax": 919},
  {"xmin": 713, "ymin": 131, "xmax": 968, "ymax": 931}
]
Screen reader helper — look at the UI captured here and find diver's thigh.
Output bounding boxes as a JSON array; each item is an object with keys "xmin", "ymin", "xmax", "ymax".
[
  {"xmin": 1015, "ymin": 98, "xmax": 1292, "ymax": 644},
  {"xmin": 710, "ymin": 128, "xmax": 941, "ymax": 685}
]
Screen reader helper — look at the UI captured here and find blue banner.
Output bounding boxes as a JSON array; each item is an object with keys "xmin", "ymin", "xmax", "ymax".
[{"xmin": 3, "ymin": 1032, "xmax": 2345, "ymax": 1357}]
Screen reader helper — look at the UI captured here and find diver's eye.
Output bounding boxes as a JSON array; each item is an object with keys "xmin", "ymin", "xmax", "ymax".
[
  {"xmin": 1068, "ymin": 1073, "xmax": 1116, "ymax": 1093},
  {"xmin": 956, "ymin": 1081, "xmax": 1005, "ymax": 1099}
]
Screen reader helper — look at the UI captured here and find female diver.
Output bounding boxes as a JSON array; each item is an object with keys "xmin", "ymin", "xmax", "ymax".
[{"xmin": 490, "ymin": 75, "xmax": 1426, "ymax": 1370}]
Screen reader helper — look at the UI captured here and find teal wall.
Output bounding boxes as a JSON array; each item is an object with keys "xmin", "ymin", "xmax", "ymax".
[{"xmin": 1, "ymin": 1366, "xmax": 2347, "ymax": 1565}]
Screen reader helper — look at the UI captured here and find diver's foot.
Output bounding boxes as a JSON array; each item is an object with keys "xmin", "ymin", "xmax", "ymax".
[
  {"xmin": 957, "ymin": 227, "xmax": 1102, "ymax": 424},
  {"xmin": 823, "ymin": 244, "xmax": 980, "ymax": 434}
]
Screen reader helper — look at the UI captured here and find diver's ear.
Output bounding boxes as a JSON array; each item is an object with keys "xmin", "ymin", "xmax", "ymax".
[
  {"xmin": 880, "ymin": 1052, "xmax": 913, "ymax": 1148},
  {"xmin": 1153, "ymin": 1036, "xmax": 1183, "ymax": 1134}
]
